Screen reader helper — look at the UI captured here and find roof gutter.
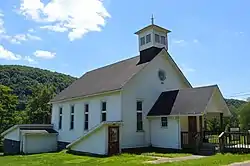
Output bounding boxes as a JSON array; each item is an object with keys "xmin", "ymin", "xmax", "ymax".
[
  {"xmin": 1, "ymin": 124, "xmax": 53, "ymax": 137},
  {"xmin": 50, "ymin": 89, "xmax": 121, "ymax": 104}
]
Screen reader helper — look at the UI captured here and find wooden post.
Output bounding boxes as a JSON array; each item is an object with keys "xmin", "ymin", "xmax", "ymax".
[
  {"xmin": 199, "ymin": 116, "xmax": 203, "ymax": 140},
  {"xmin": 220, "ymin": 113, "xmax": 224, "ymax": 132}
]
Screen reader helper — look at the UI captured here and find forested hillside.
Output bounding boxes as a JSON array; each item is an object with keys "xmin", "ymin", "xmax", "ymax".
[
  {"xmin": 0, "ymin": 65, "xmax": 77, "ymax": 110},
  {"xmin": 0, "ymin": 65, "xmax": 248, "ymax": 134}
]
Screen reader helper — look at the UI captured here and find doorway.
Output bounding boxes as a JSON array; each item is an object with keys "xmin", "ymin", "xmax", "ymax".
[
  {"xmin": 108, "ymin": 126, "xmax": 119, "ymax": 155},
  {"xmin": 188, "ymin": 116, "xmax": 197, "ymax": 145}
]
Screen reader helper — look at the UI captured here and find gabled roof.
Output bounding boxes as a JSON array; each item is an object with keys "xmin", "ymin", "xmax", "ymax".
[
  {"xmin": 135, "ymin": 24, "xmax": 171, "ymax": 34},
  {"xmin": 51, "ymin": 46, "xmax": 192, "ymax": 103},
  {"xmin": 50, "ymin": 47, "xmax": 164, "ymax": 103},
  {"xmin": 148, "ymin": 85, "xmax": 218, "ymax": 116},
  {"xmin": 1, "ymin": 124, "xmax": 54, "ymax": 137}
]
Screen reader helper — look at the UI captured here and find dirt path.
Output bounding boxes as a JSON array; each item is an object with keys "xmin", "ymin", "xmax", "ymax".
[
  {"xmin": 145, "ymin": 155, "xmax": 206, "ymax": 164},
  {"xmin": 228, "ymin": 161, "xmax": 250, "ymax": 166}
]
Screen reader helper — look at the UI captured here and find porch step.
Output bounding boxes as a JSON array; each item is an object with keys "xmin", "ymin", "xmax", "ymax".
[{"xmin": 198, "ymin": 143, "xmax": 216, "ymax": 156}]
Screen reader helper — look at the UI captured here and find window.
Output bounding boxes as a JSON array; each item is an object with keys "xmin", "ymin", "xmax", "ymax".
[
  {"xmin": 84, "ymin": 104, "xmax": 89, "ymax": 130},
  {"xmin": 101, "ymin": 101, "xmax": 107, "ymax": 122},
  {"xmin": 146, "ymin": 34, "xmax": 151, "ymax": 43},
  {"xmin": 155, "ymin": 34, "xmax": 160, "ymax": 43},
  {"xmin": 70, "ymin": 105, "xmax": 74, "ymax": 130},
  {"xmin": 136, "ymin": 100, "xmax": 143, "ymax": 131},
  {"xmin": 59, "ymin": 107, "xmax": 62, "ymax": 130},
  {"xmin": 161, "ymin": 117, "xmax": 168, "ymax": 127},
  {"xmin": 140, "ymin": 36, "xmax": 145, "ymax": 46},
  {"xmin": 161, "ymin": 36, "xmax": 166, "ymax": 45}
]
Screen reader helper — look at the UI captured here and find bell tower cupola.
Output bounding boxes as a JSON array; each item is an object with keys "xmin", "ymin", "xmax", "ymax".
[{"xmin": 135, "ymin": 15, "xmax": 171, "ymax": 52}]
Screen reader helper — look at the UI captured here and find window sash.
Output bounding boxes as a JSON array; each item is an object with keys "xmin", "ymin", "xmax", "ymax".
[
  {"xmin": 136, "ymin": 101, "xmax": 142, "ymax": 111},
  {"xmin": 161, "ymin": 117, "xmax": 168, "ymax": 127},
  {"xmin": 59, "ymin": 115, "xmax": 62, "ymax": 129},
  {"xmin": 84, "ymin": 121, "xmax": 88, "ymax": 130},
  {"xmin": 140, "ymin": 37, "xmax": 145, "ymax": 46},
  {"xmin": 146, "ymin": 34, "xmax": 151, "ymax": 43},
  {"xmin": 84, "ymin": 113, "xmax": 88, "ymax": 130},
  {"xmin": 102, "ymin": 102, "xmax": 106, "ymax": 111},
  {"xmin": 161, "ymin": 36, "xmax": 166, "ymax": 45},
  {"xmin": 102, "ymin": 112, "xmax": 106, "ymax": 122},
  {"xmin": 59, "ymin": 107, "xmax": 62, "ymax": 129},
  {"xmin": 71, "ymin": 105, "xmax": 74, "ymax": 113},
  {"xmin": 155, "ymin": 34, "xmax": 160, "ymax": 43},
  {"xmin": 137, "ymin": 112, "xmax": 143, "ymax": 131},
  {"xmin": 70, "ymin": 114, "xmax": 74, "ymax": 129},
  {"xmin": 85, "ymin": 104, "xmax": 89, "ymax": 113}
]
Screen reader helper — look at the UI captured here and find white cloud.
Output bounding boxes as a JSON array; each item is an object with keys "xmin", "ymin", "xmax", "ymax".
[
  {"xmin": 19, "ymin": 0, "xmax": 110, "ymax": 41},
  {"xmin": 40, "ymin": 24, "xmax": 68, "ymax": 32},
  {"xmin": 2, "ymin": 33, "xmax": 41, "ymax": 44},
  {"xmin": 34, "ymin": 50, "xmax": 56, "ymax": 59},
  {"xmin": 173, "ymin": 39, "xmax": 186, "ymax": 44},
  {"xmin": 28, "ymin": 28, "xmax": 35, "ymax": 33},
  {"xmin": 0, "ymin": 11, "xmax": 5, "ymax": 34},
  {"xmin": 0, "ymin": 10, "xmax": 41, "ymax": 44},
  {"xmin": 26, "ymin": 34, "xmax": 42, "ymax": 40},
  {"xmin": 0, "ymin": 45, "xmax": 22, "ymax": 60},
  {"xmin": 180, "ymin": 64, "xmax": 196, "ymax": 76},
  {"xmin": 24, "ymin": 56, "xmax": 38, "ymax": 64}
]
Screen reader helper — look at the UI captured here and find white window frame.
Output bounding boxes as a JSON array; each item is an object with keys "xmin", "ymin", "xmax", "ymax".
[
  {"xmin": 136, "ymin": 100, "xmax": 143, "ymax": 132},
  {"xmin": 101, "ymin": 101, "xmax": 107, "ymax": 122},
  {"xmin": 161, "ymin": 117, "xmax": 168, "ymax": 128},
  {"xmin": 70, "ymin": 105, "xmax": 75, "ymax": 130},
  {"xmin": 58, "ymin": 107, "xmax": 63, "ymax": 130},
  {"xmin": 84, "ymin": 104, "xmax": 89, "ymax": 131}
]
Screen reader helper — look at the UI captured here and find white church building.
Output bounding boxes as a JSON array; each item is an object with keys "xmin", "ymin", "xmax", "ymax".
[{"xmin": 1, "ymin": 21, "xmax": 231, "ymax": 156}]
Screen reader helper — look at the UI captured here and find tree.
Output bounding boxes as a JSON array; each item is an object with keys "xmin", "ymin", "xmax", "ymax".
[
  {"xmin": 26, "ymin": 84, "xmax": 55, "ymax": 124},
  {"xmin": 239, "ymin": 102, "xmax": 250, "ymax": 130},
  {"xmin": 0, "ymin": 85, "xmax": 18, "ymax": 133}
]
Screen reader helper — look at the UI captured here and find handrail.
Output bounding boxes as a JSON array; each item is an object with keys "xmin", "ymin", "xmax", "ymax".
[{"xmin": 219, "ymin": 131, "xmax": 225, "ymax": 138}]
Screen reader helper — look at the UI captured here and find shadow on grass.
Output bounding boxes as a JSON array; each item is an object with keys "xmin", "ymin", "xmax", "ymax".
[{"xmin": 122, "ymin": 147, "xmax": 192, "ymax": 155}]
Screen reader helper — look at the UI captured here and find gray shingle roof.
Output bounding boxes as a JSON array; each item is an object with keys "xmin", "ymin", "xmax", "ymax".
[
  {"xmin": 51, "ymin": 47, "xmax": 165, "ymax": 102},
  {"xmin": 51, "ymin": 56, "xmax": 148, "ymax": 102},
  {"xmin": 148, "ymin": 85, "xmax": 217, "ymax": 116}
]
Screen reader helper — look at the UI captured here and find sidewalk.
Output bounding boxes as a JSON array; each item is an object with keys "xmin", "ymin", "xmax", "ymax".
[{"xmin": 145, "ymin": 155, "xmax": 206, "ymax": 164}]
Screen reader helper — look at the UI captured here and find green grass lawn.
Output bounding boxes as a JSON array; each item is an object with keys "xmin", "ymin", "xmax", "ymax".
[{"xmin": 1, "ymin": 152, "xmax": 250, "ymax": 166}]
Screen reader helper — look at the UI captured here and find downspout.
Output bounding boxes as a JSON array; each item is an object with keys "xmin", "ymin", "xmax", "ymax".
[
  {"xmin": 177, "ymin": 116, "xmax": 180, "ymax": 149},
  {"xmin": 149, "ymin": 118, "xmax": 152, "ymax": 147},
  {"xmin": 119, "ymin": 90, "xmax": 123, "ymax": 153}
]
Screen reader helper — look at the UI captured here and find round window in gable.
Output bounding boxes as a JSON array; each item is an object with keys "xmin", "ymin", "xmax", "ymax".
[{"xmin": 158, "ymin": 69, "xmax": 166, "ymax": 81}]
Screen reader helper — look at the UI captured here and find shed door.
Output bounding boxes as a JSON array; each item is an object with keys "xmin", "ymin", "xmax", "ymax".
[
  {"xmin": 108, "ymin": 126, "xmax": 119, "ymax": 155},
  {"xmin": 24, "ymin": 134, "xmax": 57, "ymax": 154}
]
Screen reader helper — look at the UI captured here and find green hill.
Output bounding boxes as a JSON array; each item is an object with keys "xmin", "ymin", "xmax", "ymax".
[
  {"xmin": 0, "ymin": 65, "xmax": 77, "ymax": 110},
  {"xmin": 0, "ymin": 65, "xmax": 246, "ymax": 111}
]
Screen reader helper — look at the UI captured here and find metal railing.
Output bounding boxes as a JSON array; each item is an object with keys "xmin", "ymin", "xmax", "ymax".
[{"xmin": 219, "ymin": 131, "xmax": 250, "ymax": 153}]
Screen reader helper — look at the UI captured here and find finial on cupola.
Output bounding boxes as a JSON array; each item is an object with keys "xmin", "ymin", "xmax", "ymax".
[{"xmin": 151, "ymin": 14, "xmax": 154, "ymax": 25}]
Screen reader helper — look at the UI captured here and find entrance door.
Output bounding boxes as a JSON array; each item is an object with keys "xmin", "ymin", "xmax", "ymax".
[
  {"xmin": 108, "ymin": 126, "xmax": 119, "ymax": 155},
  {"xmin": 188, "ymin": 116, "xmax": 197, "ymax": 145}
]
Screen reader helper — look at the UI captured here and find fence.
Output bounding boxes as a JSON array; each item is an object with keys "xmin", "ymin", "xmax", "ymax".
[
  {"xmin": 204, "ymin": 131, "xmax": 222, "ymax": 145},
  {"xmin": 181, "ymin": 132, "xmax": 202, "ymax": 151},
  {"xmin": 219, "ymin": 131, "xmax": 250, "ymax": 153}
]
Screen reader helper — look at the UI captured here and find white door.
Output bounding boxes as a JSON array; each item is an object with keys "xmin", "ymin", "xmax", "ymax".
[{"xmin": 24, "ymin": 134, "xmax": 57, "ymax": 154}]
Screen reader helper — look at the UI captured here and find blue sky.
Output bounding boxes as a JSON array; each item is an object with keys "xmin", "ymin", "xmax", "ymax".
[{"xmin": 0, "ymin": 0, "xmax": 249, "ymax": 100}]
